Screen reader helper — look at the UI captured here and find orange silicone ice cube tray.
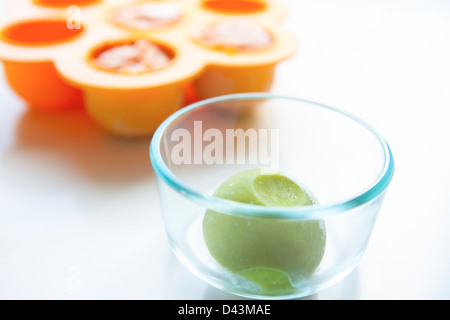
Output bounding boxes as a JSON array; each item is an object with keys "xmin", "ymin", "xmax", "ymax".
[{"xmin": 0, "ymin": 0, "xmax": 297, "ymax": 137}]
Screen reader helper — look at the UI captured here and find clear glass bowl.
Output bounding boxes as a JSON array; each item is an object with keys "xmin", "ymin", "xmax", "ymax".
[{"xmin": 150, "ymin": 93, "xmax": 394, "ymax": 299}]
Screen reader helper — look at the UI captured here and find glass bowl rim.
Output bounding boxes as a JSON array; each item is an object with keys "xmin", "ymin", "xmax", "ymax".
[{"xmin": 150, "ymin": 93, "xmax": 395, "ymax": 220}]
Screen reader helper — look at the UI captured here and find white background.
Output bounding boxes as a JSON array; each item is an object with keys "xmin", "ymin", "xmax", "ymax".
[{"xmin": 0, "ymin": 0, "xmax": 449, "ymax": 299}]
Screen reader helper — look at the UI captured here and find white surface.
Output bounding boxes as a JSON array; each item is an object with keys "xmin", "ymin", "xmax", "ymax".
[{"xmin": 1, "ymin": 0, "xmax": 449, "ymax": 300}]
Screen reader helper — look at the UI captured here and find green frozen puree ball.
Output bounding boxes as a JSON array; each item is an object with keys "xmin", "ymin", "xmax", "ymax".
[{"xmin": 203, "ymin": 169, "xmax": 326, "ymax": 293}]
